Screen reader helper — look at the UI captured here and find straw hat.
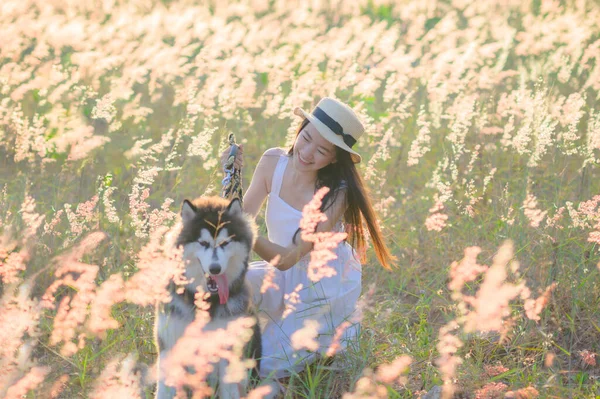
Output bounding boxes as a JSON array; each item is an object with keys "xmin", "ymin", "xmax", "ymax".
[{"xmin": 293, "ymin": 97, "xmax": 364, "ymax": 163}]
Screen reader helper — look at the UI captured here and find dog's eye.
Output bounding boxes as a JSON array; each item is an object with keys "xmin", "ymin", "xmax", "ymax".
[
  {"xmin": 198, "ymin": 240, "xmax": 210, "ymax": 248},
  {"xmin": 219, "ymin": 240, "xmax": 229, "ymax": 248}
]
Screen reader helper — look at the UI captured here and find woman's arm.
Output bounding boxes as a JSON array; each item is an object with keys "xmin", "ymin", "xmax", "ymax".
[
  {"xmin": 241, "ymin": 149, "xmax": 281, "ymax": 218},
  {"xmin": 253, "ymin": 189, "xmax": 348, "ymax": 271}
]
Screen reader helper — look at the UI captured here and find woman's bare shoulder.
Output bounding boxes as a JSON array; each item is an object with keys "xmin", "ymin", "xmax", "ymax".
[
  {"xmin": 262, "ymin": 147, "xmax": 287, "ymax": 157},
  {"xmin": 258, "ymin": 147, "xmax": 285, "ymax": 168},
  {"xmin": 255, "ymin": 147, "xmax": 286, "ymax": 193}
]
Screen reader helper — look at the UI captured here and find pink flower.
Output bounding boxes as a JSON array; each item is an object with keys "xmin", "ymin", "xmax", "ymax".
[
  {"xmin": 425, "ymin": 198, "xmax": 448, "ymax": 232},
  {"xmin": 68, "ymin": 135, "xmax": 111, "ymax": 161},
  {"xmin": 407, "ymin": 107, "xmax": 432, "ymax": 166},
  {"xmin": 20, "ymin": 195, "xmax": 45, "ymax": 242},
  {"xmin": 462, "ymin": 242, "xmax": 522, "ymax": 333},
  {"xmin": 504, "ymin": 386, "xmax": 539, "ymax": 398},
  {"xmin": 523, "ymin": 282, "xmax": 556, "ymax": 322},
  {"xmin": 448, "ymin": 246, "xmax": 487, "ymax": 292},
  {"xmin": 290, "ymin": 319, "xmax": 320, "ymax": 352},
  {"xmin": 4, "ymin": 366, "xmax": 49, "ymax": 399},
  {"xmin": 162, "ymin": 315, "xmax": 258, "ymax": 396},
  {"xmin": 49, "ymin": 375, "xmax": 69, "ymax": 399},
  {"xmin": 282, "ymin": 283, "xmax": 303, "ymax": 319},
  {"xmin": 89, "ymin": 355, "xmax": 144, "ymax": 399},
  {"xmin": 101, "ymin": 187, "xmax": 120, "ymax": 224},
  {"xmin": 523, "ymin": 194, "xmax": 547, "ymax": 228},
  {"xmin": 87, "ymin": 274, "xmax": 126, "ymax": 337},
  {"xmin": 299, "ymin": 187, "xmax": 346, "ymax": 283},
  {"xmin": 326, "ymin": 321, "xmax": 352, "ymax": 357},
  {"xmin": 375, "ymin": 355, "xmax": 412, "ymax": 384},
  {"xmin": 425, "ymin": 212, "xmax": 448, "ymax": 232},
  {"xmin": 43, "ymin": 210, "xmax": 65, "ymax": 237},
  {"xmin": 474, "ymin": 382, "xmax": 508, "ymax": 399},
  {"xmin": 484, "ymin": 363, "xmax": 509, "ymax": 377},
  {"xmin": 306, "ymin": 232, "xmax": 346, "ymax": 282},
  {"xmin": 579, "ymin": 350, "xmax": 597, "ymax": 366},
  {"xmin": 299, "ymin": 188, "xmax": 328, "ymax": 232},
  {"xmin": 436, "ymin": 321, "xmax": 463, "ymax": 398},
  {"xmin": 0, "ymin": 282, "xmax": 41, "ymax": 393},
  {"xmin": 545, "ymin": 207, "xmax": 564, "ymax": 229},
  {"xmin": 63, "ymin": 195, "xmax": 100, "ymax": 238},
  {"xmin": 42, "ymin": 232, "xmax": 106, "ymax": 355},
  {"xmin": 588, "ymin": 231, "xmax": 600, "ymax": 245},
  {"xmin": 0, "ymin": 249, "xmax": 29, "ymax": 284},
  {"xmin": 244, "ymin": 385, "xmax": 274, "ymax": 399},
  {"xmin": 342, "ymin": 370, "xmax": 387, "ymax": 399},
  {"xmin": 124, "ymin": 224, "xmax": 185, "ymax": 307},
  {"xmin": 148, "ymin": 198, "xmax": 177, "ymax": 235},
  {"xmin": 260, "ymin": 256, "xmax": 281, "ymax": 294}
]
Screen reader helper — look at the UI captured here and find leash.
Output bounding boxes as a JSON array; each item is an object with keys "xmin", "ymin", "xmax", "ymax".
[{"xmin": 221, "ymin": 133, "xmax": 243, "ymax": 203}]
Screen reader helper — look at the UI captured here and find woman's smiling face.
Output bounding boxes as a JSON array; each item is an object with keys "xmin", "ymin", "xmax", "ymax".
[{"xmin": 292, "ymin": 122, "xmax": 337, "ymax": 171}]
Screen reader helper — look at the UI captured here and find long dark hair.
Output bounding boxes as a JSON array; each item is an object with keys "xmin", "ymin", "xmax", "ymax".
[{"xmin": 288, "ymin": 119, "xmax": 395, "ymax": 270}]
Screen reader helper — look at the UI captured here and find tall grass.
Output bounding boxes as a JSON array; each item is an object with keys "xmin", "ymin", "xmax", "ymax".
[{"xmin": 1, "ymin": 0, "xmax": 599, "ymax": 397}]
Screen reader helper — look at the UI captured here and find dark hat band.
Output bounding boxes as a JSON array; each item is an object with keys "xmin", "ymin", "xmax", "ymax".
[{"xmin": 313, "ymin": 106, "xmax": 357, "ymax": 148}]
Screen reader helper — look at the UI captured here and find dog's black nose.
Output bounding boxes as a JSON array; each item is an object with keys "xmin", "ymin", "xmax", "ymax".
[{"xmin": 209, "ymin": 264, "xmax": 221, "ymax": 275}]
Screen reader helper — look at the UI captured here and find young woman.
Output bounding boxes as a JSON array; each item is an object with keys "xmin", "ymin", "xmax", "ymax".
[{"xmin": 221, "ymin": 97, "xmax": 395, "ymax": 384}]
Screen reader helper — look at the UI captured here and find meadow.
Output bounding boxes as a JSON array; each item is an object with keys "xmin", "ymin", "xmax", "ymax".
[{"xmin": 1, "ymin": 0, "xmax": 600, "ymax": 397}]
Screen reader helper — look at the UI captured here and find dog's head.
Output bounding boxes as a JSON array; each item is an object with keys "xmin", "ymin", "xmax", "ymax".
[{"xmin": 177, "ymin": 196, "xmax": 256, "ymax": 304}]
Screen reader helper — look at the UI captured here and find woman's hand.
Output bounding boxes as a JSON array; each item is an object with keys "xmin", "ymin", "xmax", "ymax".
[
  {"xmin": 253, "ymin": 235, "xmax": 311, "ymax": 271},
  {"xmin": 220, "ymin": 144, "xmax": 244, "ymax": 171}
]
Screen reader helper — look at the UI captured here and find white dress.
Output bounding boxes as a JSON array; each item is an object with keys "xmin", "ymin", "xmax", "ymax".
[{"xmin": 246, "ymin": 152, "xmax": 362, "ymax": 379}]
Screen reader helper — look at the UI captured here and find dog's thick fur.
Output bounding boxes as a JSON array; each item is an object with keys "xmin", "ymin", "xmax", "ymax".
[{"xmin": 155, "ymin": 197, "xmax": 261, "ymax": 399}]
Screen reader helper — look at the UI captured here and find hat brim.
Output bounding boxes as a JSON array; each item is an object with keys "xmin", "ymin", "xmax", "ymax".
[{"xmin": 293, "ymin": 107, "xmax": 362, "ymax": 163}]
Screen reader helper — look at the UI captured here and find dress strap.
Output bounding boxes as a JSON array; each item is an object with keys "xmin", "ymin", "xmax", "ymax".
[{"xmin": 270, "ymin": 155, "xmax": 288, "ymax": 197}]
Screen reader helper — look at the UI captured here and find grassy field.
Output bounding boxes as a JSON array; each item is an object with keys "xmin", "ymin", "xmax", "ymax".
[{"xmin": 1, "ymin": 0, "xmax": 600, "ymax": 397}]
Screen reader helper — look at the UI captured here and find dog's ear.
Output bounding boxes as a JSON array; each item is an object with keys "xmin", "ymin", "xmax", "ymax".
[
  {"xmin": 181, "ymin": 200, "xmax": 196, "ymax": 224},
  {"xmin": 226, "ymin": 198, "xmax": 242, "ymax": 215}
]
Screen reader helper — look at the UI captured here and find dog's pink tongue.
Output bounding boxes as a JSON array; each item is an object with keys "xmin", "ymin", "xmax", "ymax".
[{"xmin": 214, "ymin": 274, "xmax": 229, "ymax": 304}]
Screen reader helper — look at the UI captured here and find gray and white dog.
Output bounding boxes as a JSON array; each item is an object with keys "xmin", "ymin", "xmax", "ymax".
[{"xmin": 155, "ymin": 196, "xmax": 261, "ymax": 399}]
